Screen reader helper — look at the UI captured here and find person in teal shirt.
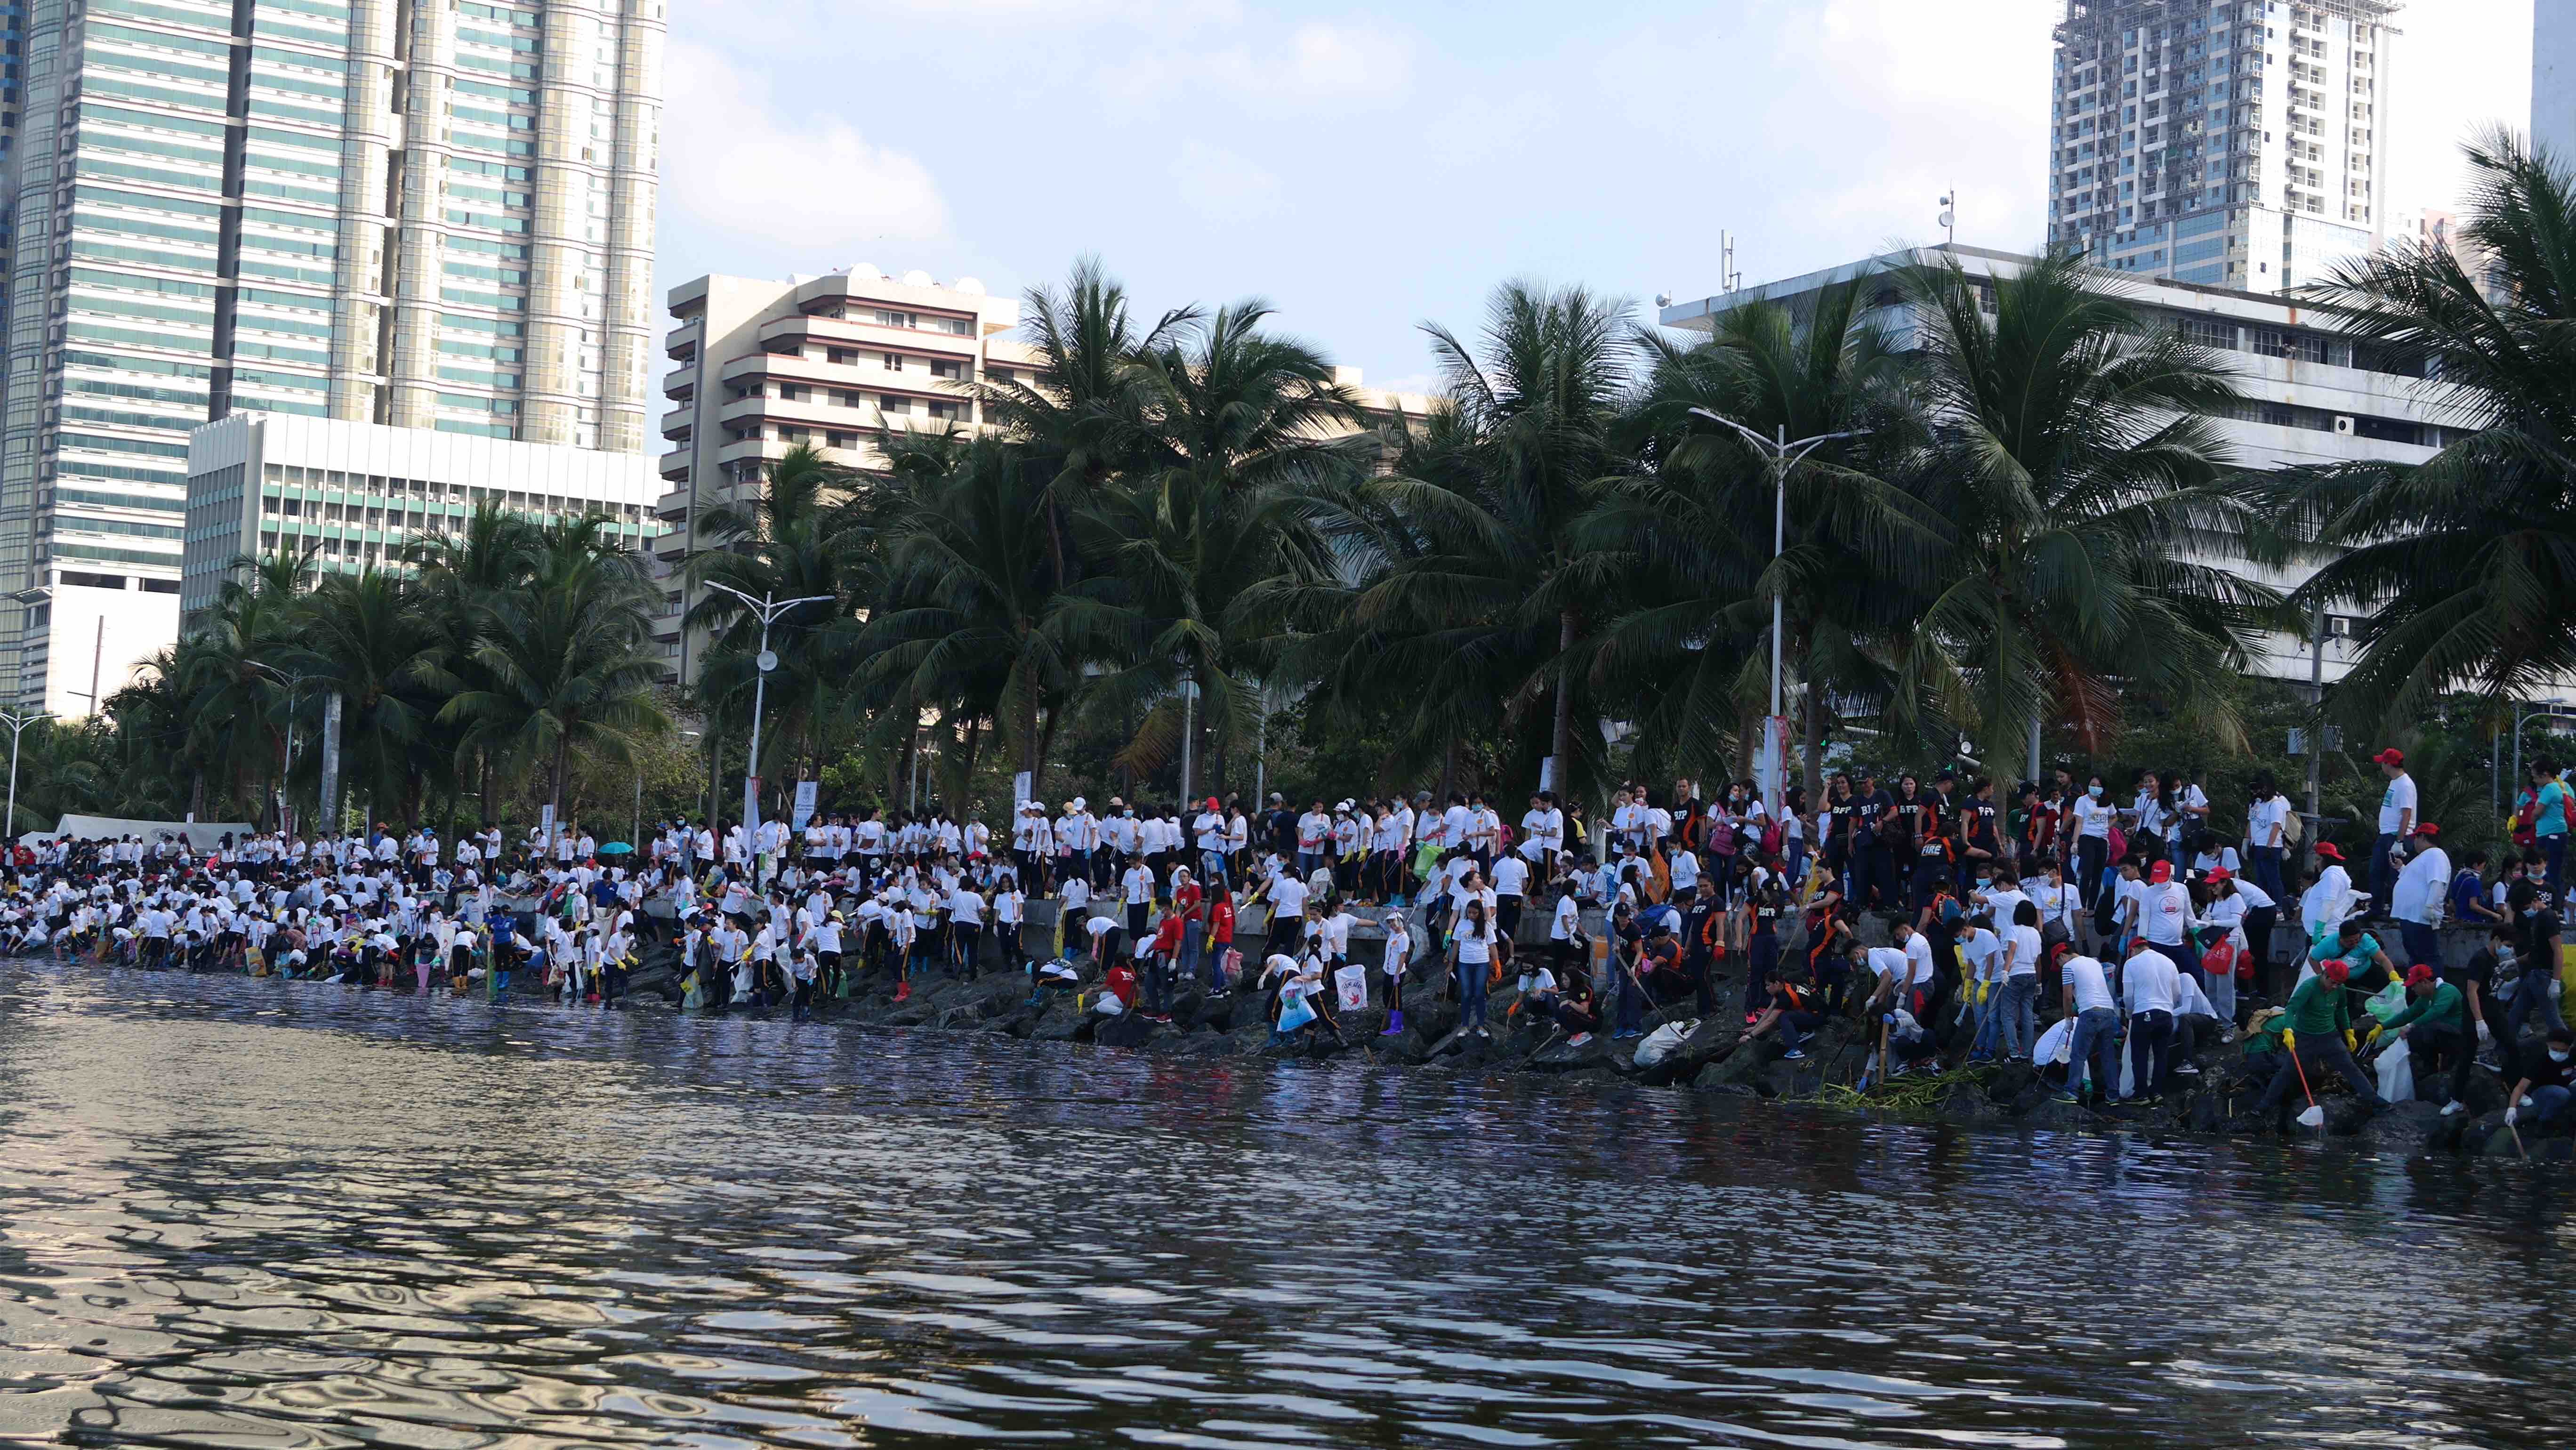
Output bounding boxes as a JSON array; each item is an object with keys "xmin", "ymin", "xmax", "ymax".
[
  {"xmin": 2532, "ymin": 762, "xmax": 2568, "ymax": 910},
  {"xmin": 2309, "ymin": 918, "xmax": 2395, "ymax": 993}
]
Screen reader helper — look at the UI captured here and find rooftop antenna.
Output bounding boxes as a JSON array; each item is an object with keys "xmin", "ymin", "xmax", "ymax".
[
  {"xmin": 1720, "ymin": 231, "xmax": 1743, "ymax": 293},
  {"xmin": 1938, "ymin": 187, "xmax": 1957, "ymax": 248}
]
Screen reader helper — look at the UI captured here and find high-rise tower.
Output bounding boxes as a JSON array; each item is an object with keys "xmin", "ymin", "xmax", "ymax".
[
  {"xmin": 2046, "ymin": 0, "xmax": 2398, "ymax": 292},
  {"xmin": 0, "ymin": 0, "xmax": 662, "ymax": 714}
]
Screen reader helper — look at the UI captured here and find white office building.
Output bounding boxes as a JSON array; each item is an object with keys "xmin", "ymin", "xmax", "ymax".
[
  {"xmin": 2049, "ymin": 0, "xmax": 2399, "ymax": 292},
  {"xmin": 179, "ymin": 413, "xmax": 660, "ymax": 638},
  {"xmin": 0, "ymin": 0, "xmax": 664, "ymax": 712},
  {"xmin": 1658, "ymin": 244, "xmax": 2453, "ymax": 686}
]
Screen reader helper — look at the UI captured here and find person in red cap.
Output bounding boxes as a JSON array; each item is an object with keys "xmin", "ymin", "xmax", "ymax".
[
  {"xmin": 2137, "ymin": 855, "xmax": 2201, "ymax": 988},
  {"xmin": 2383, "ymin": 961, "xmax": 2475, "ymax": 1114},
  {"xmin": 2390, "ymin": 821, "xmax": 2452, "ymax": 976},
  {"xmin": 2370, "ymin": 748, "xmax": 2416, "ymax": 915},
  {"xmin": 2257, "ymin": 954, "xmax": 2391, "ymax": 1120}
]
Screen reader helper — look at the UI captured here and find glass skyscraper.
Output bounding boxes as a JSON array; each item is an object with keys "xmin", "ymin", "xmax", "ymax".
[{"xmin": 0, "ymin": 0, "xmax": 661, "ymax": 714}]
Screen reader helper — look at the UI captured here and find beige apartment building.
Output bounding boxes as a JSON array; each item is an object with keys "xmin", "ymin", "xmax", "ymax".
[
  {"xmin": 652, "ymin": 267, "xmax": 1041, "ymax": 678},
  {"xmin": 654, "ymin": 266, "xmax": 1429, "ymax": 682}
]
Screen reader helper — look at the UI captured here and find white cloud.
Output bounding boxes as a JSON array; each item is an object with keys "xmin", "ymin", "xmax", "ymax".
[
  {"xmin": 1286, "ymin": 21, "xmax": 1414, "ymax": 96},
  {"xmin": 1167, "ymin": 140, "xmax": 1286, "ymax": 221},
  {"xmin": 660, "ymin": 40, "xmax": 950, "ymax": 249}
]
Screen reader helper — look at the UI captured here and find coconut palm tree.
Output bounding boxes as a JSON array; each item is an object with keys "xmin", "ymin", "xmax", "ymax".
[
  {"xmin": 1583, "ymin": 280, "xmax": 1941, "ymax": 786},
  {"xmin": 687, "ymin": 443, "xmax": 877, "ymax": 805},
  {"xmin": 1900, "ymin": 251, "xmax": 2280, "ymax": 769},
  {"xmin": 1333, "ymin": 281, "xmax": 1635, "ymax": 790},
  {"xmin": 444, "ymin": 542, "xmax": 669, "ymax": 837},
  {"xmin": 411, "ymin": 503, "xmax": 545, "ymax": 823},
  {"xmin": 286, "ymin": 569, "xmax": 451, "ymax": 825},
  {"xmin": 859, "ymin": 432, "xmax": 1087, "ymax": 795},
  {"xmin": 1072, "ymin": 301, "xmax": 1372, "ymax": 790},
  {"xmin": 2260, "ymin": 130, "xmax": 2576, "ymax": 727}
]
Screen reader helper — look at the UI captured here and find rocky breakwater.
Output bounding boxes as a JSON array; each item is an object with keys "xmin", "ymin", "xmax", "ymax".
[{"xmin": 610, "ymin": 935, "xmax": 2567, "ymax": 1164}]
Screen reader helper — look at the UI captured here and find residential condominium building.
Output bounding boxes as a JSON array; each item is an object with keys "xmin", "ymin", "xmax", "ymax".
[
  {"xmin": 178, "ymin": 413, "xmax": 659, "ymax": 636},
  {"xmin": 2048, "ymin": 0, "xmax": 2399, "ymax": 292},
  {"xmin": 0, "ymin": 0, "xmax": 664, "ymax": 713},
  {"xmin": 652, "ymin": 267, "xmax": 1043, "ymax": 681},
  {"xmin": 1658, "ymin": 243, "xmax": 2452, "ymax": 687},
  {"xmin": 654, "ymin": 264, "xmax": 1433, "ymax": 683}
]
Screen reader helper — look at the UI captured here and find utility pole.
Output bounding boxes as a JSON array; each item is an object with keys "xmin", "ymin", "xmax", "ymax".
[
  {"xmin": 1686, "ymin": 408, "xmax": 1867, "ymax": 803},
  {"xmin": 2305, "ymin": 600, "xmax": 2325, "ymax": 829},
  {"xmin": 0, "ymin": 709, "xmax": 51, "ymax": 838},
  {"xmin": 318, "ymin": 692, "xmax": 344, "ymax": 838}
]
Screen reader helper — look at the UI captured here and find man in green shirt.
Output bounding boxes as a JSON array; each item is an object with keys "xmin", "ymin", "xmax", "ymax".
[
  {"xmin": 2383, "ymin": 962, "xmax": 2476, "ymax": 1114},
  {"xmin": 2256, "ymin": 958, "xmax": 2391, "ymax": 1119}
]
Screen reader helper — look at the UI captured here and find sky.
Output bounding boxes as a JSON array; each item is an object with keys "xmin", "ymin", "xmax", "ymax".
[{"xmin": 653, "ymin": 0, "xmax": 2536, "ymax": 397}]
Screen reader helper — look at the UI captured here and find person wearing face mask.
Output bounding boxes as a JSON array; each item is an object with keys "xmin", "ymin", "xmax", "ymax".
[{"xmin": 2504, "ymin": 1027, "xmax": 2576, "ymax": 1131}]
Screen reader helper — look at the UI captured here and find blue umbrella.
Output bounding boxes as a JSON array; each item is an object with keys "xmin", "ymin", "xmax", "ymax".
[{"xmin": 598, "ymin": 842, "xmax": 635, "ymax": 855}]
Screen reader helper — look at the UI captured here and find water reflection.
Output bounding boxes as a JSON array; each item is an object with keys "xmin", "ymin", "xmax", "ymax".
[{"xmin": 0, "ymin": 959, "xmax": 2568, "ymax": 1449}]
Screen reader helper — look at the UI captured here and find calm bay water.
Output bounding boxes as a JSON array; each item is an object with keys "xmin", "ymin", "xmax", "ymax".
[{"xmin": 0, "ymin": 959, "xmax": 2567, "ymax": 1449}]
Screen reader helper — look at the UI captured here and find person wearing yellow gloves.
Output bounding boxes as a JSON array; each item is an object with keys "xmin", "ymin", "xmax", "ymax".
[{"xmin": 2255, "ymin": 958, "xmax": 2392, "ymax": 1120}]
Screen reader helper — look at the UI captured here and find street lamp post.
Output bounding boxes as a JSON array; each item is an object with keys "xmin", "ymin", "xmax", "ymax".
[
  {"xmin": 701, "ymin": 583, "xmax": 833, "ymax": 839},
  {"xmin": 1685, "ymin": 407, "xmax": 1867, "ymax": 800},
  {"xmin": 0, "ymin": 708, "xmax": 51, "ymax": 840},
  {"xmin": 243, "ymin": 661, "xmax": 312, "ymax": 834},
  {"xmin": 2512, "ymin": 701, "xmax": 2576, "ymax": 801}
]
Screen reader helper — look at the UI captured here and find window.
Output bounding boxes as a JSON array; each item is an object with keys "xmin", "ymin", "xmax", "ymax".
[{"xmin": 882, "ymin": 352, "xmax": 903, "ymax": 372}]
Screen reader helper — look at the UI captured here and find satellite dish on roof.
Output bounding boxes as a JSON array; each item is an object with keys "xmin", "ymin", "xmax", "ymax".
[
  {"xmin": 955, "ymin": 277, "xmax": 986, "ymax": 296},
  {"xmin": 902, "ymin": 269, "xmax": 934, "ymax": 288},
  {"xmin": 848, "ymin": 263, "xmax": 882, "ymax": 280}
]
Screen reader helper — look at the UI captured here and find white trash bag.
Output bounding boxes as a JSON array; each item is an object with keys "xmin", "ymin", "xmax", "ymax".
[
  {"xmin": 1333, "ymin": 964, "xmax": 1369, "ymax": 1013},
  {"xmin": 1634, "ymin": 1018, "xmax": 1698, "ymax": 1068},
  {"xmin": 2375, "ymin": 1035, "xmax": 2415, "ymax": 1104},
  {"xmin": 2035, "ymin": 1018, "xmax": 2074, "ymax": 1066}
]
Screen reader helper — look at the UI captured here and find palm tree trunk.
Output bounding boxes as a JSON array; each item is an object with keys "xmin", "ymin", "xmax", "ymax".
[{"xmin": 1550, "ymin": 608, "xmax": 1578, "ymax": 791}]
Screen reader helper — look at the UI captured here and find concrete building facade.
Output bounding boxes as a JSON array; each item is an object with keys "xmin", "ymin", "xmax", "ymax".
[
  {"xmin": 179, "ymin": 413, "xmax": 659, "ymax": 636},
  {"xmin": 652, "ymin": 266, "xmax": 1043, "ymax": 681},
  {"xmin": 0, "ymin": 0, "xmax": 662, "ymax": 713},
  {"xmin": 653, "ymin": 265, "xmax": 1438, "ymax": 685},
  {"xmin": 1657, "ymin": 243, "xmax": 2453, "ymax": 687},
  {"xmin": 2049, "ymin": 0, "xmax": 2399, "ymax": 292}
]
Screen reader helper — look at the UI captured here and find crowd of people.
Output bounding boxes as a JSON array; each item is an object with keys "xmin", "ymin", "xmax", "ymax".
[{"xmin": 2, "ymin": 749, "xmax": 2570, "ymax": 1126}]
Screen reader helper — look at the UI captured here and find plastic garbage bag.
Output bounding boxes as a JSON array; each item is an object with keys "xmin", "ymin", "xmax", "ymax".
[
  {"xmin": 2376, "ymin": 1035, "xmax": 2415, "ymax": 1103},
  {"xmin": 2035, "ymin": 1017, "xmax": 2074, "ymax": 1066},
  {"xmin": 1333, "ymin": 964, "xmax": 1368, "ymax": 1012},
  {"xmin": 1634, "ymin": 1018, "xmax": 1697, "ymax": 1068},
  {"xmin": 2365, "ymin": 979, "xmax": 2409, "ymax": 1024}
]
